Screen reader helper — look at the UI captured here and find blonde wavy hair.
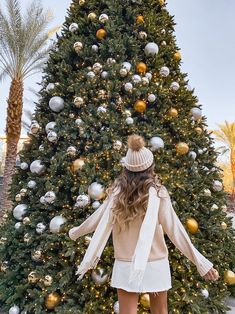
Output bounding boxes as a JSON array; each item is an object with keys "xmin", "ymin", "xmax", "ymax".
[{"xmin": 108, "ymin": 136, "xmax": 162, "ymax": 232}]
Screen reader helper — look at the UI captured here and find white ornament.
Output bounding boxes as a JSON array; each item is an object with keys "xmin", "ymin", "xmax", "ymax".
[
  {"xmin": 113, "ymin": 140, "xmax": 122, "ymax": 150},
  {"xmin": 99, "ymin": 13, "xmax": 109, "ymax": 23},
  {"xmin": 92, "ymin": 44, "xmax": 99, "ymax": 52},
  {"xmin": 75, "ymin": 118, "xmax": 84, "ymax": 126},
  {"xmin": 221, "ymin": 205, "xmax": 227, "ymax": 212},
  {"xmin": 75, "ymin": 194, "xmax": 90, "ymax": 208},
  {"xmin": 188, "ymin": 151, "xmax": 197, "ymax": 160},
  {"xmin": 144, "ymin": 42, "xmax": 159, "ymax": 56},
  {"xmin": 148, "ymin": 94, "xmax": 156, "ymax": 103},
  {"xmin": 40, "ymin": 196, "xmax": 47, "ymax": 204},
  {"xmin": 124, "ymin": 110, "xmax": 132, "ymax": 117},
  {"xmin": 145, "ymin": 72, "xmax": 152, "ymax": 80},
  {"xmin": 44, "ymin": 191, "xmax": 56, "ymax": 204},
  {"xmin": 20, "ymin": 162, "xmax": 28, "ymax": 170},
  {"xmin": 213, "ymin": 180, "xmax": 223, "ymax": 192},
  {"xmin": 150, "ymin": 137, "xmax": 164, "ymax": 151},
  {"xmin": 9, "ymin": 305, "xmax": 20, "ymax": 314},
  {"xmin": 202, "ymin": 166, "xmax": 209, "ymax": 172},
  {"xmin": 13, "ymin": 204, "xmax": 27, "ymax": 221},
  {"xmin": 39, "ymin": 144, "xmax": 44, "ymax": 151},
  {"xmin": 211, "ymin": 204, "xmax": 219, "ymax": 211},
  {"xmin": 120, "ymin": 157, "xmax": 126, "ymax": 166},
  {"xmin": 142, "ymin": 77, "xmax": 149, "ymax": 85},
  {"xmin": 30, "ymin": 121, "xmax": 40, "ymax": 134},
  {"xmin": 92, "ymin": 201, "xmax": 101, "ymax": 209},
  {"xmin": 69, "ymin": 23, "xmax": 78, "ymax": 32},
  {"xmin": 201, "ymin": 288, "xmax": 209, "ymax": 298},
  {"xmin": 87, "ymin": 71, "xmax": 96, "ymax": 79},
  {"xmin": 124, "ymin": 82, "xmax": 133, "ymax": 92},
  {"xmin": 97, "ymin": 106, "xmax": 107, "ymax": 113},
  {"xmin": 45, "ymin": 121, "xmax": 56, "ymax": 134},
  {"xmin": 122, "ymin": 62, "xmax": 132, "ymax": 72},
  {"xmin": 49, "ymin": 216, "xmax": 67, "ymax": 234},
  {"xmin": 198, "ymin": 149, "xmax": 204, "ymax": 155},
  {"xmin": 113, "ymin": 301, "xmax": 119, "ymax": 314},
  {"xmin": 36, "ymin": 222, "xmax": 46, "ymax": 234},
  {"xmin": 107, "ymin": 58, "xmax": 116, "ymax": 64},
  {"xmin": 46, "ymin": 83, "xmax": 55, "ymax": 92},
  {"xmin": 126, "ymin": 117, "xmax": 134, "ymax": 125},
  {"xmin": 101, "ymin": 71, "xmax": 109, "ymax": 79},
  {"xmin": 74, "ymin": 97, "xmax": 84, "ymax": 107},
  {"xmin": 47, "ymin": 131, "xmax": 58, "ymax": 143},
  {"xmin": 132, "ymin": 75, "xmax": 141, "ymax": 84},
  {"xmin": 170, "ymin": 82, "xmax": 180, "ymax": 91},
  {"xmin": 120, "ymin": 68, "xmax": 128, "ymax": 77},
  {"xmin": 93, "ymin": 62, "xmax": 103, "ymax": 74},
  {"xmin": 191, "ymin": 107, "xmax": 202, "ymax": 121},
  {"xmin": 88, "ymin": 182, "xmax": 104, "ymax": 200},
  {"xmin": 138, "ymin": 31, "xmax": 147, "ymax": 39},
  {"xmin": 14, "ymin": 222, "xmax": 22, "ymax": 230},
  {"xmin": 67, "ymin": 146, "xmax": 77, "ymax": 155},
  {"xmin": 27, "ymin": 180, "xmax": 36, "ymax": 189},
  {"xmin": 74, "ymin": 41, "xmax": 83, "ymax": 53},
  {"xmin": 160, "ymin": 66, "xmax": 170, "ymax": 77},
  {"xmin": 49, "ymin": 96, "xmax": 64, "ymax": 112},
  {"xmin": 204, "ymin": 189, "xmax": 212, "ymax": 197}
]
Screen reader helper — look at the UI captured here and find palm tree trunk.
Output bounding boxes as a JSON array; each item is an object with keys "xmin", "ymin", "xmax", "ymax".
[
  {"xmin": 230, "ymin": 150, "xmax": 235, "ymax": 201},
  {"xmin": 0, "ymin": 78, "xmax": 24, "ymax": 221}
]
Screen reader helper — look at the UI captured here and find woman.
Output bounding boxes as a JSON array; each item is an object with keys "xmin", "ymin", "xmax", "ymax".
[{"xmin": 69, "ymin": 134, "xmax": 219, "ymax": 314}]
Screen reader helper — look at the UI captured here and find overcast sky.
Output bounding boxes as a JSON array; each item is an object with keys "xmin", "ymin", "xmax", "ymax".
[{"xmin": 0, "ymin": 0, "xmax": 235, "ymax": 136}]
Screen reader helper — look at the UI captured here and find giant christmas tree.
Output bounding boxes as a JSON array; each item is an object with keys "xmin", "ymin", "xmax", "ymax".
[{"xmin": 0, "ymin": 0, "xmax": 234, "ymax": 313}]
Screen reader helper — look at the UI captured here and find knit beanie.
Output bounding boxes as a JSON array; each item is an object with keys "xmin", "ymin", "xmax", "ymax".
[{"xmin": 124, "ymin": 135, "xmax": 154, "ymax": 172}]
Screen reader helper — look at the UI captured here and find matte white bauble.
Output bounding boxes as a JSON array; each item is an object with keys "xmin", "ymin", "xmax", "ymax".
[
  {"xmin": 20, "ymin": 162, "xmax": 28, "ymax": 170},
  {"xmin": 126, "ymin": 117, "xmax": 134, "ymax": 125},
  {"xmin": 69, "ymin": 23, "xmax": 78, "ymax": 32},
  {"xmin": 75, "ymin": 194, "xmax": 90, "ymax": 208},
  {"xmin": 122, "ymin": 62, "xmax": 132, "ymax": 72},
  {"xmin": 87, "ymin": 71, "xmax": 96, "ymax": 79},
  {"xmin": 99, "ymin": 13, "xmax": 109, "ymax": 23},
  {"xmin": 160, "ymin": 66, "xmax": 170, "ymax": 77},
  {"xmin": 93, "ymin": 62, "xmax": 103, "ymax": 74},
  {"xmin": 144, "ymin": 42, "xmax": 159, "ymax": 56},
  {"xmin": 45, "ymin": 121, "xmax": 56, "ymax": 134},
  {"xmin": 132, "ymin": 75, "xmax": 141, "ymax": 84},
  {"xmin": 14, "ymin": 222, "xmax": 22, "ymax": 230},
  {"xmin": 188, "ymin": 151, "xmax": 197, "ymax": 160},
  {"xmin": 201, "ymin": 288, "xmax": 209, "ymax": 298},
  {"xmin": 149, "ymin": 137, "xmax": 164, "ymax": 151},
  {"xmin": 145, "ymin": 72, "xmax": 152, "ymax": 80},
  {"xmin": 204, "ymin": 189, "xmax": 212, "ymax": 197},
  {"xmin": 36, "ymin": 222, "xmax": 46, "ymax": 234},
  {"xmin": 213, "ymin": 180, "xmax": 223, "ymax": 192},
  {"xmin": 191, "ymin": 107, "xmax": 202, "ymax": 121},
  {"xmin": 47, "ymin": 131, "xmax": 58, "ymax": 143},
  {"xmin": 49, "ymin": 216, "xmax": 67, "ymax": 233},
  {"xmin": 9, "ymin": 305, "xmax": 20, "ymax": 314},
  {"xmin": 30, "ymin": 160, "xmax": 45, "ymax": 174},
  {"xmin": 46, "ymin": 83, "xmax": 55, "ymax": 92},
  {"xmin": 92, "ymin": 44, "xmax": 99, "ymax": 52},
  {"xmin": 74, "ymin": 41, "xmax": 83, "ymax": 53},
  {"xmin": 44, "ymin": 191, "xmax": 56, "ymax": 204},
  {"xmin": 88, "ymin": 182, "xmax": 105, "ymax": 200},
  {"xmin": 49, "ymin": 96, "xmax": 64, "ymax": 112},
  {"xmin": 170, "ymin": 82, "xmax": 180, "ymax": 91},
  {"xmin": 124, "ymin": 82, "xmax": 133, "ymax": 92},
  {"xmin": 13, "ymin": 204, "xmax": 27, "ymax": 221},
  {"xmin": 92, "ymin": 201, "xmax": 101, "ymax": 209},
  {"xmin": 148, "ymin": 94, "xmax": 156, "ymax": 103},
  {"xmin": 101, "ymin": 71, "xmax": 109, "ymax": 79},
  {"xmin": 27, "ymin": 180, "xmax": 36, "ymax": 189},
  {"xmin": 113, "ymin": 301, "xmax": 119, "ymax": 314},
  {"xmin": 113, "ymin": 140, "xmax": 122, "ymax": 150}
]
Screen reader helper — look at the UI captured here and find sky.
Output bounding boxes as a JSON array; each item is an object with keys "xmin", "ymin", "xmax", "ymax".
[{"xmin": 0, "ymin": 0, "xmax": 235, "ymax": 136}]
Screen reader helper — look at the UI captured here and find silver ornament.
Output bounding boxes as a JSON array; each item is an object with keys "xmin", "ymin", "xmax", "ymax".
[
  {"xmin": 204, "ymin": 189, "xmax": 212, "ymax": 197},
  {"xmin": 27, "ymin": 180, "xmax": 36, "ymax": 189},
  {"xmin": 150, "ymin": 137, "xmax": 164, "ymax": 151},
  {"xmin": 24, "ymin": 233, "xmax": 31, "ymax": 244},
  {"xmin": 188, "ymin": 151, "xmax": 197, "ymax": 160},
  {"xmin": 142, "ymin": 77, "xmax": 149, "ymax": 85},
  {"xmin": 92, "ymin": 201, "xmax": 101, "ymax": 209},
  {"xmin": 148, "ymin": 94, "xmax": 156, "ymax": 103},
  {"xmin": 36, "ymin": 222, "xmax": 46, "ymax": 234},
  {"xmin": 74, "ymin": 97, "xmax": 84, "ymax": 107},
  {"xmin": 132, "ymin": 75, "xmax": 141, "ymax": 84},
  {"xmin": 113, "ymin": 301, "xmax": 119, "ymax": 314},
  {"xmin": 39, "ymin": 144, "xmax": 44, "ymax": 151},
  {"xmin": 87, "ymin": 71, "xmax": 96, "ymax": 79},
  {"xmin": 201, "ymin": 288, "xmax": 209, "ymax": 298},
  {"xmin": 126, "ymin": 117, "xmax": 134, "ymax": 125},
  {"xmin": 47, "ymin": 131, "xmax": 58, "ymax": 143},
  {"xmin": 113, "ymin": 140, "xmax": 122, "ymax": 150},
  {"xmin": 74, "ymin": 41, "xmax": 83, "ymax": 53},
  {"xmin": 97, "ymin": 106, "xmax": 107, "ymax": 113},
  {"xmin": 75, "ymin": 118, "xmax": 84, "ymax": 127},
  {"xmin": 67, "ymin": 146, "xmax": 77, "ymax": 155},
  {"xmin": 31, "ymin": 249, "xmax": 42, "ymax": 262},
  {"xmin": 91, "ymin": 267, "xmax": 109, "ymax": 285},
  {"xmin": 45, "ymin": 121, "xmax": 56, "ymax": 133},
  {"xmin": 124, "ymin": 82, "xmax": 133, "ymax": 92},
  {"xmin": 88, "ymin": 182, "xmax": 104, "ymax": 200},
  {"xmin": 145, "ymin": 72, "xmax": 152, "ymax": 80},
  {"xmin": 92, "ymin": 44, "xmax": 99, "ymax": 52},
  {"xmin": 49, "ymin": 216, "xmax": 67, "ymax": 234},
  {"xmin": 49, "ymin": 96, "xmax": 64, "ymax": 112},
  {"xmin": 210, "ymin": 204, "xmax": 218, "ymax": 211},
  {"xmin": 9, "ymin": 305, "xmax": 20, "ymax": 314},
  {"xmin": 44, "ymin": 275, "xmax": 53, "ymax": 286},
  {"xmin": 101, "ymin": 71, "xmax": 109, "ymax": 79},
  {"xmin": 13, "ymin": 204, "xmax": 27, "ymax": 221},
  {"xmin": 14, "ymin": 222, "xmax": 22, "ymax": 230},
  {"xmin": 221, "ymin": 205, "xmax": 227, "ymax": 212},
  {"xmin": 120, "ymin": 68, "xmax": 128, "ymax": 77},
  {"xmin": 75, "ymin": 194, "xmax": 90, "ymax": 208},
  {"xmin": 191, "ymin": 107, "xmax": 202, "ymax": 121},
  {"xmin": 107, "ymin": 58, "xmax": 116, "ymax": 65},
  {"xmin": 46, "ymin": 83, "xmax": 55, "ymax": 92},
  {"xmin": 30, "ymin": 121, "xmax": 40, "ymax": 134},
  {"xmin": 44, "ymin": 191, "xmax": 56, "ymax": 204},
  {"xmin": 144, "ymin": 42, "xmax": 159, "ymax": 56},
  {"xmin": 20, "ymin": 162, "xmax": 28, "ymax": 170},
  {"xmin": 122, "ymin": 62, "xmax": 132, "ymax": 72},
  {"xmin": 99, "ymin": 13, "xmax": 109, "ymax": 23},
  {"xmin": 160, "ymin": 66, "xmax": 170, "ymax": 77},
  {"xmin": 69, "ymin": 23, "xmax": 78, "ymax": 32},
  {"xmin": 213, "ymin": 180, "xmax": 223, "ymax": 192},
  {"xmin": 170, "ymin": 82, "xmax": 180, "ymax": 91},
  {"xmin": 40, "ymin": 196, "xmax": 46, "ymax": 204}
]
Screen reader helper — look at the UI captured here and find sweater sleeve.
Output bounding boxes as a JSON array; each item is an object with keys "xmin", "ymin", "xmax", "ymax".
[
  {"xmin": 68, "ymin": 195, "xmax": 112, "ymax": 241},
  {"xmin": 158, "ymin": 190, "xmax": 213, "ymax": 277}
]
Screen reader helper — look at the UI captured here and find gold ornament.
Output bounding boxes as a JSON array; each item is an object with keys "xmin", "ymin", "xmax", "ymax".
[
  {"xmin": 221, "ymin": 222, "xmax": 227, "ymax": 230},
  {"xmin": 134, "ymin": 100, "xmax": 147, "ymax": 113},
  {"xmin": 71, "ymin": 158, "xmax": 85, "ymax": 172},
  {"xmin": 186, "ymin": 218, "xmax": 199, "ymax": 234},
  {"xmin": 176, "ymin": 142, "xmax": 189, "ymax": 155},
  {"xmin": 28, "ymin": 271, "xmax": 39, "ymax": 283},
  {"xmin": 174, "ymin": 51, "xmax": 181, "ymax": 61},
  {"xmin": 168, "ymin": 107, "xmax": 178, "ymax": 117},
  {"xmin": 159, "ymin": 0, "xmax": 165, "ymax": 6},
  {"xmin": 0, "ymin": 261, "xmax": 9, "ymax": 272},
  {"xmin": 15, "ymin": 194, "xmax": 22, "ymax": 202},
  {"xmin": 44, "ymin": 275, "xmax": 53, "ymax": 286},
  {"xmin": 79, "ymin": 0, "xmax": 85, "ymax": 5},
  {"xmin": 45, "ymin": 292, "xmax": 61, "ymax": 310},
  {"xmin": 195, "ymin": 127, "xmax": 203, "ymax": 135},
  {"xmin": 224, "ymin": 270, "xmax": 235, "ymax": 285},
  {"xmin": 136, "ymin": 15, "xmax": 144, "ymax": 24},
  {"xmin": 136, "ymin": 62, "xmax": 147, "ymax": 74},
  {"xmin": 23, "ymin": 217, "xmax": 30, "ymax": 224},
  {"xmin": 88, "ymin": 12, "xmax": 97, "ymax": 21},
  {"xmin": 96, "ymin": 29, "xmax": 107, "ymax": 40},
  {"xmin": 140, "ymin": 294, "xmax": 150, "ymax": 309}
]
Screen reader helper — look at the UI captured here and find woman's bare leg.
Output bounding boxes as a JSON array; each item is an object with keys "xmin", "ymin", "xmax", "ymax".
[
  {"xmin": 149, "ymin": 291, "xmax": 168, "ymax": 314},
  {"xmin": 117, "ymin": 288, "xmax": 139, "ymax": 314}
]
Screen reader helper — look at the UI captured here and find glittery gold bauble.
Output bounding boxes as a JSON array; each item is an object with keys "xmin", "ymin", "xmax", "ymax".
[
  {"xmin": 28, "ymin": 271, "xmax": 39, "ymax": 283},
  {"xmin": 176, "ymin": 142, "xmax": 189, "ymax": 155},
  {"xmin": 221, "ymin": 222, "xmax": 227, "ymax": 230},
  {"xmin": 224, "ymin": 270, "xmax": 235, "ymax": 285},
  {"xmin": 88, "ymin": 12, "xmax": 97, "ymax": 21},
  {"xmin": 45, "ymin": 292, "xmax": 61, "ymax": 310},
  {"xmin": 174, "ymin": 51, "xmax": 181, "ymax": 61},
  {"xmin": 140, "ymin": 294, "xmax": 150, "ymax": 309},
  {"xmin": 195, "ymin": 127, "xmax": 203, "ymax": 135},
  {"xmin": 23, "ymin": 217, "xmax": 30, "ymax": 224},
  {"xmin": 96, "ymin": 29, "xmax": 107, "ymax": 40},
  {"xmin": 159, "ymin": 0, "xmax": 165, "ymax": 6},
  {"xmin": 136, "ymin": 62, "xmax": 147, "ymax": 74},
  {"xmin": 186, "ymin": 218, "xmax": 199, "ymax": 234},
  {"xmin": 79, "ymin": 0, "xmax": 85, "ymax": 5},
  {"xmin": 168, "ymin": 107, "xmax": 178, "ymax": 117},
  {"xmin": 136, "ymin": 15, "xmax": 144, "ymax": 24},
  {"xmin": 71, "ymin": 158, "xmax": 85, "ymax": 172},
  {"xmin": 134, "ymin": 100, "xmax": 146, "ymax": 113}
]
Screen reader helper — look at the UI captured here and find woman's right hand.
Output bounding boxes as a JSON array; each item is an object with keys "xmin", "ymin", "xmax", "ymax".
[{"xmin": 203, "ymin": 267, "xmax": 220, "ymax": 281}]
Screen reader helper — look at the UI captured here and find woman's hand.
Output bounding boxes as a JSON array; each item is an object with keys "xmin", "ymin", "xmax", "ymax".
[{"xmin": 203, "ymin": 267, "xmax": 220, "ymax": 281}]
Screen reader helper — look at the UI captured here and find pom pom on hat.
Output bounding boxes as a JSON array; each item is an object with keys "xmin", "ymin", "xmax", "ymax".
[{"xmin": 128, "ymin": 135, "xmax": 145, "ymax": 151}]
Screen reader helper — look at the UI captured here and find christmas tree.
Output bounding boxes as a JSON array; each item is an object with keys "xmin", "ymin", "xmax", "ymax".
[{"xmin": 0, "ymin": 0, "xmax": 234, "ymax": 313}]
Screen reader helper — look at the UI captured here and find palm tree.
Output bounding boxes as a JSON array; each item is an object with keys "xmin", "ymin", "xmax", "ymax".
[
  {"xmin": 0, "ymin": 0, "xmax": 53, "ymax": 215},
  {"xmin": 213, "ymin": 121, "xmax": 235, "ymax": 200}
]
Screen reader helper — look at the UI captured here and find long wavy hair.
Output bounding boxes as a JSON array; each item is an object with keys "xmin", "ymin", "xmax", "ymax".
[{"xmin": 109, "ymin": 164, "xmax": 162, "ymax": 233}]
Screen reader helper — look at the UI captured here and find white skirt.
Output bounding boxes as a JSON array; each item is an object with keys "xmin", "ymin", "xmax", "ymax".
[{"xmin": 110, "ymin": 257, "xmax": 172, "ymax": 293}]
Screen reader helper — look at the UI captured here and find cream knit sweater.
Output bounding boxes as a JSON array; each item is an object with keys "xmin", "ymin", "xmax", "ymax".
[{"xmin": 69, "ymin": 186, "xmax": 213, "ymax": 277}]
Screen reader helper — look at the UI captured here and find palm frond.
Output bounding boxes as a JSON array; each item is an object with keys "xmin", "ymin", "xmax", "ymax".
[{"xmin": 213, "ymin": 121, "xmax": 235, "ymax": 151}]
